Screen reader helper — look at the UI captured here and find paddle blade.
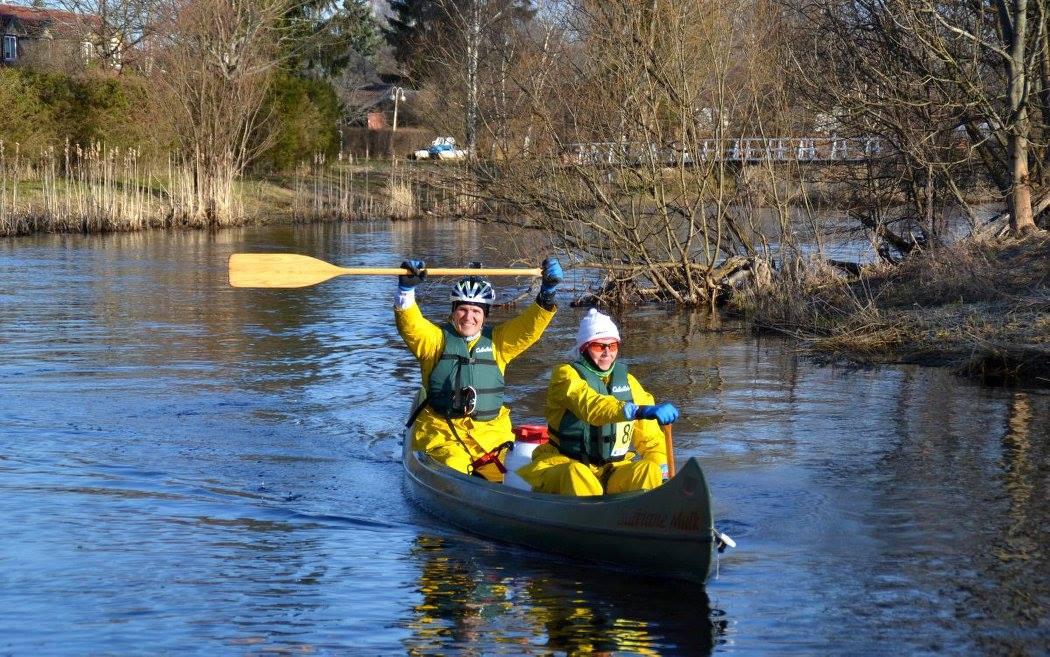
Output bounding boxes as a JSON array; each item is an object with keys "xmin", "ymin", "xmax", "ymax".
[{"xmin": 228, "ymin": 253, "xmax": 349, "ymax": 288}]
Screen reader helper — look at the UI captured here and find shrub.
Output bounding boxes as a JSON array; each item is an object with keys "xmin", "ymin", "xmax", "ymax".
[
  {"xmin": 17, "ymin": 71, "xmax": 164, "ymax": 156},
  {"xmin": 253, "ymin": 73, "xmax": 342, "ymax": 172},
  {"xmin": 0, "ymin": 68, "xmax": 54, "ymax": 151}
]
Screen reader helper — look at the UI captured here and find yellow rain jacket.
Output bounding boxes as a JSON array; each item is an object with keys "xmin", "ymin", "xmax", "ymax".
[
  {"xmin": 516, "ymin": 362, "xmax": 667, "ymax": 494},
  {"xmin": 396, "ymin": 300, "xmax": 555, "ymax": 476}
]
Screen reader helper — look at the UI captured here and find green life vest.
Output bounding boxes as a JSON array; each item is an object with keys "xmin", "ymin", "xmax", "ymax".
[
  {"xmin": 549, "ymin": 359, "xmax": 635, "ymax": 465},
  {"xmin": 426, "ymin": 324, "xmax": 505, "ymax": 421}
]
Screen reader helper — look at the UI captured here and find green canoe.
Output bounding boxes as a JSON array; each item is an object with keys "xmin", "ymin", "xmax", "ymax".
[{"xmin": 402, "ymin": 427, "xmax": 718, "ymax": 584}]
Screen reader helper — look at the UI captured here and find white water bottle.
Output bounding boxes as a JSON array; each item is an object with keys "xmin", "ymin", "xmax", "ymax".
[{"xmin": 503, "ymin": 425, "xmax": 548, "ymax": 490}]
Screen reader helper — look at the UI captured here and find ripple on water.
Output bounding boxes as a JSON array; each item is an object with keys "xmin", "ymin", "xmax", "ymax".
[{"xmin": 1, "ymin": 225, "xmax": 1047, "ymax": 655}]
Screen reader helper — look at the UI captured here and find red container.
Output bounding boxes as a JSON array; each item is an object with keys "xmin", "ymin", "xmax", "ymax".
[{"xmin": 512, "ymin": 424, "xmax": 549, "ymax": 444}]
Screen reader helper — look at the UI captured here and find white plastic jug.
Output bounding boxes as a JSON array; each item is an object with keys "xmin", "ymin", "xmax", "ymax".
[
  {"xmin": 503, "ymin": 425, "xmax": 548, "ymax": 490},
  {"xmin": 503, "ymin": 440, "xmax": 540, "ymax": 490}
]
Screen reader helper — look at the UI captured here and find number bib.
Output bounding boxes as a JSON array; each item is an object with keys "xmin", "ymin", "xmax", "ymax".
[{"xmin": 610, "ymin": 421, "xmax": 634, "ymax": 458}]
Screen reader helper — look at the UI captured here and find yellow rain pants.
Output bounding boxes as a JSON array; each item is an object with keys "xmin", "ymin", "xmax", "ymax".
[
  {"xmin": 396, "ymin": 300, "xmax": 555, "ymax": 480},
  {"xmin": 515, "ymin": 363, "xmax": 668, "ymax": 495}
]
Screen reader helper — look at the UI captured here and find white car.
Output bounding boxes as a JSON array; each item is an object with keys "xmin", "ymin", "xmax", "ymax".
[{"xmin": 413, "ymin": 137, "xmax": 467, "ymax": 160}]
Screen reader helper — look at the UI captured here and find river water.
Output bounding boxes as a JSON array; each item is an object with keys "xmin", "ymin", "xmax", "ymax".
[{"xmin": 1, "ymin": 221, "xmax": 1046, "ymax": 656}]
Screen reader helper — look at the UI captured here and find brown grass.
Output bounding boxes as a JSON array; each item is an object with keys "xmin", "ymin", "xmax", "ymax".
[
  {"xmin": 743, "ymin": 234, "xmax": 1050, "ymax": 384},
  {"xmin": 0, "ymin": 145, "xmax": 469, "ymax": 236}
]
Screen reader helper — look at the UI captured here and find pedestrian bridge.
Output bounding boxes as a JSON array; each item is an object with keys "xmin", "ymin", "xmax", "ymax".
[{"xmin": 563, "ymin": 136, "xmax": 886, "ymax": 166}]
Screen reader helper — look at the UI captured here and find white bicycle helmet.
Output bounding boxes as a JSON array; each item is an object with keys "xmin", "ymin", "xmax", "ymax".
[{"xmin": 450, "ymin": 275, "xmax": 496, "ymax": 308}]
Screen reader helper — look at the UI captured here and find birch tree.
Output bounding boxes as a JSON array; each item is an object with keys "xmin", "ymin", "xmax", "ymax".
[{"xmin": 432, "ymin": 0, "xmax": 534, "ymax": 158}]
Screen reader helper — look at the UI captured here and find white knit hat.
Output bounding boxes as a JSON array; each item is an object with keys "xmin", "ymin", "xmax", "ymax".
[{"xmin": 575, "ymin": 308, "xmax": 621, "ymax": 351}]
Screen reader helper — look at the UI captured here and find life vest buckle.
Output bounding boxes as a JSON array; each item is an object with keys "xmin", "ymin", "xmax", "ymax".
[{"xmin": 460, "ymin": 386, "xmax": 477, "ymax": 417}]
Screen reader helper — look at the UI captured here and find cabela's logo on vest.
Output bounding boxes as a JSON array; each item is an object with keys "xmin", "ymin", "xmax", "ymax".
[
  {"xmin": 474, "ymin": 346, "xmax": 493, "ymax": 354},
  {"xmin": 612, "ymin": 385, "xmax": 631, "ymax": 393}
]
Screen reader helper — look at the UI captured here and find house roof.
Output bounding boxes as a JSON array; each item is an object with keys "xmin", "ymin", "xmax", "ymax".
[
  {"xmin": 344, "ymin": 83, "xmax": 415, "ymax": 111},
  {"xmin": 0, "ymin": 3, "xmax": 99, "ymax": 36}
]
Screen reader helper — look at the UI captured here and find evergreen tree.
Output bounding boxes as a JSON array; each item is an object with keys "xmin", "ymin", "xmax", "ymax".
[
  {"xmin": 316, "ymin": 0, "xmax": 382, "ymax": 75},
  {"xmin": 385, "ymin": 0, "xmax": 444, "ymax": 84},
  {"xmin": 288, "ymin": 0, "xmax": 383, "ymax": 78},
  {"xmin": 386, "ymin": 0, "xmax": 535, "ymax": 86}
]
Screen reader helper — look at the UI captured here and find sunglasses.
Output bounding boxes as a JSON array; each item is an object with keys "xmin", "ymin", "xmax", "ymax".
[{"xmin": 586, "ymin": 341, "xmax": 620, "ymax": 354}]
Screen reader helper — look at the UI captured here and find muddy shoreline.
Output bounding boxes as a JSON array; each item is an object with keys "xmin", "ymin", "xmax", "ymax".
[{"xmin": 742, "ymin": 235, "xmax": 1049, "ymax": 386}]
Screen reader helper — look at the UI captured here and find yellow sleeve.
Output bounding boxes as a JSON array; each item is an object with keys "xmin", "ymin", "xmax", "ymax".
[
  {"xmin": 491, "ymin": 302, "xmax": 556, "ymax": 369},
  {"xmin": 545, "ymin": 363, "xmax": 628, "ymax": 429},
  {"xmin": 627, "ymin": 374, "xmax": 667, "ymax": 465},
  {"xmin": 394, "ymin": 302, "xmax": 445, "ymax": 381}
]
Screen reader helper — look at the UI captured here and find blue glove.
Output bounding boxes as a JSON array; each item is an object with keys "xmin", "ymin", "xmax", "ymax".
[
  {"xmin": 540, "ymin": 257, "xmax": 563, "ymax": 292},
  {"xmin": 399, "ymin": 260, "xmax": 426, "ymax": 290},
  {"xmin": 536, "ymin": 257, "xmax": 563, "ymax": 309},
  {"xmin": 634, "ymin": 402, "xmax": 679, "ymax": 425}
]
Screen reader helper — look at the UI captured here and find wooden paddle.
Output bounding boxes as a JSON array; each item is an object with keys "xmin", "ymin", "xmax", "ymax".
[
  {"xmin": 229, "ymin": 253, "xmax": 542, "ymax": 288},
  {"xmin": 663, "ymin": 424, "xmax": 677, "ymax": 478}
]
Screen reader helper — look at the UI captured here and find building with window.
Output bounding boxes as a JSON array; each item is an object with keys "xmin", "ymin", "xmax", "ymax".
[{"xmin": 1, "ymin": 3, "xmax": 105, "ymax": 69}]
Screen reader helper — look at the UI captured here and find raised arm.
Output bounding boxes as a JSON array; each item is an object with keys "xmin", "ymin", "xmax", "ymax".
[
  {"xmin": 394, "ymin": 263, "xmax": 444, "ymax": 368},
  {"xmin": 491, "ymin": 257, "xmax": 562, "ymax": 366},
  {"xmin": 491, "ymin": 302, "xmax": 555, "ymax": 366}
]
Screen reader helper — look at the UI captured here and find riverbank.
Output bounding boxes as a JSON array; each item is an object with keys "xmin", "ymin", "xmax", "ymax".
[
  {"xmin": 0, "ymin": 158, "xmax": 462, "ymax": 237},
  {"xmin": 7, "ymin": 154, "xmax": 1045, "ymax": 388},
  {"xmin": 740, "ymin": 234, "xmax": 1049, "ymax": 385}
]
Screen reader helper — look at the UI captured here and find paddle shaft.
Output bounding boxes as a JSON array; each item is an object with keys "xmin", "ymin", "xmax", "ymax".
[
  {"xmin": 229, "ymin": 253, "xmax": 541, "ymax": 288},
  {"xmin": 308, "ymin": 267, "xmax": 540, "ymax": 276},
  {"xmin": 663, "ymin": 424, "xmax": 676, "ymax": 478}
]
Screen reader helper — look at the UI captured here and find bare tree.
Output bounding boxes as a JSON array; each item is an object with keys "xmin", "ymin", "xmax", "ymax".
[
  {"xmin": 151, "ymin": 0, "xmax": 289, "ymax": 225},
  {"xmin": 457, "ymin": 0, "xmax": 795, "ymax": 305},
  {"xmin": 907, "ymin": 0, "xmax": 1046, "ymax": 233},
  {"xmin": 786, "ymin": 0, "xmax": 1048, "ymax": 238},
  {"xmin": 56, "ymin": 0, "xmax": 160, "ymax": 70},
  {"xmin": 416, "ymin": 0, "xmax": 533, "ymax": 157}
]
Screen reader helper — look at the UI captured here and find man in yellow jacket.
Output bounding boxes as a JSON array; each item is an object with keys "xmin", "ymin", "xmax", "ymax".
[
  {"xmin": 517, "ymin": 308, "xmax": 678, "ymax": 495},
  {"xmin": 396, "ymin": 257, "xmax": 562, "ymax": 481}
]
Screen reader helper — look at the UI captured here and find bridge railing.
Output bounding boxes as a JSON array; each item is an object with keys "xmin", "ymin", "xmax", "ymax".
[{"xmin": 562, "ymin": 137, "xmax": 887, "ymax": 166}]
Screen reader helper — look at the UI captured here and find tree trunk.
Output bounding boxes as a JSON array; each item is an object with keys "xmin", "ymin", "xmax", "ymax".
[
  {"xmin": 1040, "ymin": 5, "xmax": 1050, "ymax": 173},
  {"xmin": 1010, "ymin": 128, "xmax": 1036, "ymax": 234},
  {"xmin": 1008, "ymin": 0, "xmax": 1037, "ymax": 235},
  {"xmin": 464, "ymin": 0, "xmax": 480, "ymax": 159}
]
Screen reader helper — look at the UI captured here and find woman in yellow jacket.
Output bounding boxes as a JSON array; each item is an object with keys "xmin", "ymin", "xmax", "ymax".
[
  {"xmin": 396, "ymin": 258, "xmax": 562, "ymax": 481},
  {"xmin": 517, "ymin": 309, "xmax": 678, "ymax": 495}
]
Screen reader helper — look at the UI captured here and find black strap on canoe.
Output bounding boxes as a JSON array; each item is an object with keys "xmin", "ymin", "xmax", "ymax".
[
  {"xmin": 406, "ymin": 391, "xmax": 510, "ymax": 479},
  {"xmin": 440, "ymin": 416, "xmax": 478, "ymax": 476},
  {"xmin": 405, "ymin": 397, "xmax": 429, "ymax": 428},
  {"xmin": 443, "ymin": 416, "xmax": 512, "ymax": 479}
]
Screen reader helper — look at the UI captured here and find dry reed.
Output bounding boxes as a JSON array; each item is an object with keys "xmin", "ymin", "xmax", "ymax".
[
  {"xmin": 1, "ymin": 143, "xmax": 470, "ymax": 236},
  {"xmin": 0, "ymin": 140, "xmax": 217, "ymax": 234}
]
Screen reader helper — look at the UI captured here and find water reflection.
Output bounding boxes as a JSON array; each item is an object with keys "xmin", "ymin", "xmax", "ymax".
[{"xmin": 403, "ymin": 534, "xmax": 723, "ymax": 656}]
